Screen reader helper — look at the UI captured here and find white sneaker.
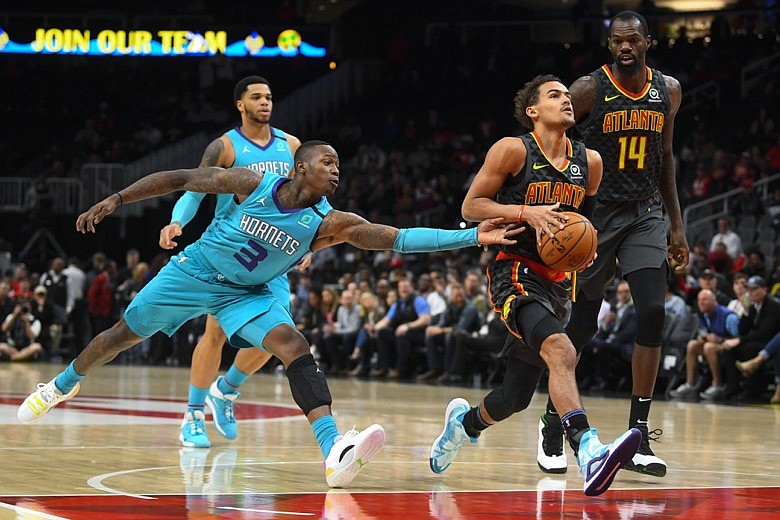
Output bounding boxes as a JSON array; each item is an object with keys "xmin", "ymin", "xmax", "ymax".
[
  {"xmin": 537, "ymin": 415, "xmax": 567, "ymax": 474},
  {"xmin": 325, "ymin": 424, "xmax": 385, "ymax": 488},
  {"xmin": 18, "ymin": 378, "xmax": 80, "ymax": 424}
]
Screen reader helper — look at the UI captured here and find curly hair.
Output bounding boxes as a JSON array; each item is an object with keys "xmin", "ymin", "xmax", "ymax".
[{"xmin": 513, "ymin": 74, "xmax": 562, "ymax": 129}]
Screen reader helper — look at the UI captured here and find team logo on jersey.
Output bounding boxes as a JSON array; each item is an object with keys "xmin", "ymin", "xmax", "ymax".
[
  {"xmin": 257, "ymin": 197, "xmax": 267, "ymax": 206},
  {"xmin": 243, "ymin": 145, "xmax": 251, "ymax": 153},
  {"xmin": 569, "ymin": 164, "xmax": 582, "ymax": 178},
  {"xmin": 297, "ymin": 214, "xmax": 314, "ymax": 228},
  {"xmin": 648, "ymin": 88, "xmax": 662, "ymax": 102},
  {"xmin": 276, "ymin": 141, "xmax": 287, "ymax": 152}
]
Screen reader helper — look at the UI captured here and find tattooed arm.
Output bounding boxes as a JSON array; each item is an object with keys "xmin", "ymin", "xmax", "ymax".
[{"xmin": 77, "ymin": 167, "xmax": 262, "ymax": 233}]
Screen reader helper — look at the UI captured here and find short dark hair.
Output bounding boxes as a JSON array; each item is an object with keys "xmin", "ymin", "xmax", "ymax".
[
  {"xmin": 294, "ymin": 140, "xmax": 332, "ymax": 165},
  {"xmin": 233, "ymin": 75, "xmax": 270, "ymax": 104},
  {"xmin": 513, "ymin": 74, "xmax": 562, "ymax": 129},
  {"xmin": 609, "ymin": 11, "xmax": 649, "ymax": 37}
]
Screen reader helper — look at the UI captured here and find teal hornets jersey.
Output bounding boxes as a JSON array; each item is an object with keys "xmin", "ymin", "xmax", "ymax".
[
  {"xmin": 209, "ymin": 126, "xmax": 294, "ymax": 218},
  {"xmin": 187, "ymin": 173, "xmax": 332, "ymax": 286}
]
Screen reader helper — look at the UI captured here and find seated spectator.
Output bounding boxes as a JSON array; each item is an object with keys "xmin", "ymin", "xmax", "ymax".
[
  {"xmin": 373, "ymin": 279, "xmax": 431, "ymax": 379},
  {"xmin": 0, "ymin": 300, "xmax": 44, "ymax": 361},
  {"xmin": 736, "ymin": 331, "xmax": 780, "ymax": 404},
  {"xmin": 348, "ymin": 291, "xmax": 383, "ymax": 377},
  {"xmin": 443, "ymin": 311, "xmax": 506, "ymax": 385},
  {"xmin": 418, "ymin": 283, "xmax": 481, "ymax": 382},
  {"xmin": 463, "ymin": 270, "xmax": 488, "ymax": 317},
  {"xmin": 669, "ymin": 289, "xmax": 739, "ymax": 400},
  {"xmin": 706, "ymin": 243, "xmax": 733, "ymax": 279},
  {"xmin": 720, "ymin": 276, "xmax": 780, "ymax": 401},
  {"xmin": 322, "ymin": 289, "xmax": 362, "ymax": 374},
  {"xmin": 586, "ymin": 281, "xmax": 637, "ymax": 391},
  {"xmin": 0, "ymin": 281, "xmax": 15, "ymax": 324},
  {"xmin": 709, "ymin": 217, "xmax": 742, "ymax": 260},
  {"xmin": 665, "ymin": 280, "xmax": 689, "ymax": 322},
  {"xmin": 741, "ymin": 248, "xmax": 768, "ymax": 280},
  {"xmin": 727, "ymin": 272, "xmax": 750, "ymax": 318},
  {"xmin": 695, "ymin": 269, "xmax": 731, "ymax": 306},
  {"xmin": 30, "ymin": 285, "xmax": 65, "ymax": 354}
]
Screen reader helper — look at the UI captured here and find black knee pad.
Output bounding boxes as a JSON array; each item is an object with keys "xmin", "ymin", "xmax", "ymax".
[
  {"xmin": 484, "ymin": 357, "xmax": 544, "ymax": 421},
  {"xmin": 286, "ymin": 354, "xmax": 332, "ymax": 415},
  {"xmin": 566, "ymin": 298, "xmax": 602, "ymax": 352},
  {"xmin": 626, "ymin": 268, "xmax": 667, "ymax": 347}
]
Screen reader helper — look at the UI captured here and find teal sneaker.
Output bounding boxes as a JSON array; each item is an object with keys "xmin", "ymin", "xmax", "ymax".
[
  {"xmin": 205, "ymin": 377, "xmax": 239, "ymax": 440},
  {"xmin": 180, "ymin": 410, "xmax": 211, "ymax": 448},
  {"xmin": 429, "ymin": 398, "xmax": 478, "ymax": 474},
  {"xmin": 578, "ymin": 428, "xmax": 641, "ymax": 496}
]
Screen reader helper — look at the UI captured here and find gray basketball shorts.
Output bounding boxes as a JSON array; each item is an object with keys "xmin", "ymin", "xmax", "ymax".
[{"xmin": 577, "ymin": 195, "xmax": 669, "ymax": 301}]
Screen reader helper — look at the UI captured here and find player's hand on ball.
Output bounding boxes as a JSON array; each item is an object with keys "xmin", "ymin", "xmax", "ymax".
[
  {"xmin": 521, "ymin": 203, "xmax": 568, "ymax": 245},
  {"xmin": 76, "ymin": 194, "xmax": 121, "ymax": 233},
  {"xmin": 159, "ymin": 223, "xmax": 183, "ymax": 249},
  {"xmin": 477, "ymin": 218, "xmax": 525, "ymax": 248}
]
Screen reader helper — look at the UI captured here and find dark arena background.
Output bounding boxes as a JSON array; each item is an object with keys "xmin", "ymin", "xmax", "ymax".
[{"xmin": 1, "ymin": 1, "xmax": 779, "ymax": 518}]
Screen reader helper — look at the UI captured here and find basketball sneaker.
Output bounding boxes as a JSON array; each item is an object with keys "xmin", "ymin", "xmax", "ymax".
[
  {"xmin": 429, "ymin": 398, "xmax": 478, "ymax": 474},
  {"xmin": 205, "ymin": 377, "xmax": 239, "ymax": 440},
  {"xmin": 180, "ymin": 410, "xmax": 211, "ymax": 448},
  {"xmin": 537, "ymin": 414, "xmax": 567, "ymax": 473},
  {"xmin": 18, "ymin": 379, "xmax": 80, "ymax": 424},
  {"xmin": 325, "ymin": 424, "xmax": 385, "ymax": 488},
  {"xmin": 577, "ymin": 428, "xmax": 641, "ymax": 496},
  {"xmin": 623, "ymin": 425, "xmax": 666, "ymax": 477}
]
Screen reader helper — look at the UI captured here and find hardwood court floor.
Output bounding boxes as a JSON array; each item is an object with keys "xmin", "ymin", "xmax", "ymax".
[{"xmin": 0, "ymin": 363, "xmax": 778, "ymax": 519}]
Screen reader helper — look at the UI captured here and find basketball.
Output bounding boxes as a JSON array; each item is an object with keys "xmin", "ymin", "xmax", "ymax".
[{"xmin": 537, "ymin": 211, "xmax": 597, "ymax": 272}]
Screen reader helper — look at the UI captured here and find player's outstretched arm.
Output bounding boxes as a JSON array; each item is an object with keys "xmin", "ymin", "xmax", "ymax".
[
  {"xmin": 77, "ymin": 167, "xmax": 262, "ymax": 234},
  {"xmin": 311, "ymin": 211, "xmax": 523, "ymax": 253}
]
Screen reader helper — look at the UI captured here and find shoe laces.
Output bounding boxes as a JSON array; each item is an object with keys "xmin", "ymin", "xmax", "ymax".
[
  {"xmin": 186, "ymin": 416, "xmax": 207, "ymax": 436},
  {"xmin": 636, "ymin": 427, "xmax": 662, "ymax": 455},
  {"xmin": 36, "ymin": 382, "xmax": 59, "ymax": 404}
]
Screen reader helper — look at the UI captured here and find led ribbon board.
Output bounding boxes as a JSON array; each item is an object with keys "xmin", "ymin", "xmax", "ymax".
[{"xmin": 0, "ymin": 27, "xmax": 326, "ymax": 57}]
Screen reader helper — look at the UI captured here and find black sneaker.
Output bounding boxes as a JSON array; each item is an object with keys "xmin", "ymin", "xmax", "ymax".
[
  {"xmin": 537, "ymin": 413, "xmax": 567, "ymax": 473},
  {"xmin": 623, "ymin": 425, "xmax": 666, "ymax": 477}
]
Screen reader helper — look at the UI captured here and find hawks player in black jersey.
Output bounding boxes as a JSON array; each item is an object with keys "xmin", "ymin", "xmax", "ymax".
[
  {"xmin": 428, "ymin": 74, "xmax": 643, "ymax": 497},
  {"xmin": 537, "ymin": 11, "xmax": 689, "ymax": 479}
]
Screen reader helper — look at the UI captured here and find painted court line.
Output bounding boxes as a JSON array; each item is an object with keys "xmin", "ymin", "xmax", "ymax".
[
  {"xmin": 218, "ymin": 506, "xmax": 315, "ymax": 516},
  {"xmin": 0, "ymin": 501, "xmax": 69, "ymax": 519}
]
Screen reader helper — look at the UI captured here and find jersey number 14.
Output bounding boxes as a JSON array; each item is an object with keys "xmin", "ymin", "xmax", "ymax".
[{"xmin": 617, "ymin": 136, "xmax": 647, "ymax": 170}]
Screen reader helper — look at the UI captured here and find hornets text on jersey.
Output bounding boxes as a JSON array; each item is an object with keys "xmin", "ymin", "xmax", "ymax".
[{"xmin": 189, "ymin": 173, "xmax": 332, "ymax": 286}]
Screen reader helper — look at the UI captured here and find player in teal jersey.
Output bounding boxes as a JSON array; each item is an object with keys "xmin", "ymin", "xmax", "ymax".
[
  {"xmin": 19, "ymin": 140, "xmax": 522, "ymax": 488},
  {"xmin": 159, "ymin": 75, "xmax": 302, "ymax": 449}
]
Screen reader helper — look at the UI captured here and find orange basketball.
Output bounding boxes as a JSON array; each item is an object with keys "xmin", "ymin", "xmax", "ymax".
[{"xmin": 537, "ymin": 211, "xmax": 597, "ymax": 272}]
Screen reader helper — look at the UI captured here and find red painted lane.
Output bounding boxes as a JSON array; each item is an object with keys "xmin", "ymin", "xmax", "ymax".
[{"xmin": 3, "ymin": 487, "xmax": 779, "ymax": 519}]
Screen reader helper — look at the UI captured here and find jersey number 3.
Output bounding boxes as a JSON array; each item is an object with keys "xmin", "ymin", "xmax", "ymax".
[
  {"xmin": 617, "ymin": 136, "xmax": 647, "ymax": 170},
  {"xmin": 234, "ymin": 239, "xmax": 268, "ymax": 271}
]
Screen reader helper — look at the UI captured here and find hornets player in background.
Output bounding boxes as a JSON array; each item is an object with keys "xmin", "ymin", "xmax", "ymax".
[
  {"xmin": 537, "ymin": 11, "xmax": 689, "ymax": 478},
  {"xmin": 428, "ymin": 75, "xmax": 643, "ymax": 497},
  {"xmin": 19, "ymin": 140, "xmax": 522, "ymax": 488},
  {"xmin": 159, "ymin": 75, "xmax": 301, "ymax": 448}
]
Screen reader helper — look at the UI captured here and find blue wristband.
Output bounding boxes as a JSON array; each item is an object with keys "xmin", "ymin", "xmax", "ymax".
[{"xmin": 393, "ymin": 227, "xmax": 479, "ymax": 253}]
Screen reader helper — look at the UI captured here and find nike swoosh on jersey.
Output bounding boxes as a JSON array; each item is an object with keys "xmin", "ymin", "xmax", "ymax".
[
  {"xmin": 532, "ymin": 163, "xmax": 548, "ymax": 170},
  {"xmin": 604, "ymin": 94, "xmax": 621, "ymax": 101}
]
